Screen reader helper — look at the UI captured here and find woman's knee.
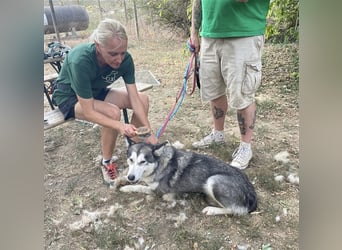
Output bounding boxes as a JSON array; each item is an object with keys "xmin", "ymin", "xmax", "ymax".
[
  {"xmin": 139, "ymin": 93, "xmax": 149, "ymax": 108},
  {"xmin": 107, "ymin": 105, "xmax": 121, "ymax": 120}
]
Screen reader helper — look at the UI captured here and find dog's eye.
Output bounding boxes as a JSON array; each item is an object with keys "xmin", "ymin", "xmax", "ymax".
[{"xmin": 139, "ymin": 160, "xmax": 146, "ymax": 164}]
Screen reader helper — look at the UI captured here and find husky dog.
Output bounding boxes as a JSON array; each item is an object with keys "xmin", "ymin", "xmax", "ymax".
[{"xmin": 118, "ymin": 141, "xmax": 257, "ymax": 216}]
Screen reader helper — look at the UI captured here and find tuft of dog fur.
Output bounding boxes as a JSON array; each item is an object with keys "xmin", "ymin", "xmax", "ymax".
[{"xmin": 119, "ymin": 140, "xmax": 257, "ymax": 216}]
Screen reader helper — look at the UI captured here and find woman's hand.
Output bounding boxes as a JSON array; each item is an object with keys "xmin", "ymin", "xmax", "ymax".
[
  {"xmin": 121, "ymin": 123, "xmax": 137, "ymax": 138},
  {"xmin": 145, "ymin": 133, "xmax": 158, "ymax": 145}
]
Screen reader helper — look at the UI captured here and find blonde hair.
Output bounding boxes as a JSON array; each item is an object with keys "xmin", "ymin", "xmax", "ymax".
[{"xmin": 90, "ymin": 18, "xmax": 127, "ymax": 46}]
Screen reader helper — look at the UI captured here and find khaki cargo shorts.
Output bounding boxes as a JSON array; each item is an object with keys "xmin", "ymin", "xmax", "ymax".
[{"xmin": 199, "ymin": 35, "xmax": 264, "ymax": 109}]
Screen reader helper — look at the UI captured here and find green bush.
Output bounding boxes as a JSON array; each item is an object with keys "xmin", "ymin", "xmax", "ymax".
[
  {"xmin": 265, "ymin": 0, "xmax": 299, "ymax": 43},
  {"xmin": 144, "ymin": 0, "xmax": 299, "ymax": 43},
  {"xmin": 146, "ymin": 0, "xmax": 191, "ymax": 37}
]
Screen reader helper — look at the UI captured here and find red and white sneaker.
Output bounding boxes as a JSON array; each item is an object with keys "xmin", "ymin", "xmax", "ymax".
[{"xmin": 100, "ymin": 160, "xmax": 118, "ymax": 185}]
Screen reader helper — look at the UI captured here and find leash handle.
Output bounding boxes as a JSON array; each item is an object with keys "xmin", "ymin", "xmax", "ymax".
[
  {"xmin": 187, "ymin": 39, "xmax": 196, "ymax": 53},
  {"xmin": 186, "ymin": 39, "xmax": 200, "ymax": 94},
  {"xmin": 195, "ymin": 55, "xmax": 200, "ymax": 89}
]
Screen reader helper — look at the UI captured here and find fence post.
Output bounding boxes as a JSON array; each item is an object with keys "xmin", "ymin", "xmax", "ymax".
[
  {"xmin": 133, "ymin": 0, "xmax": 140, "ymax": 40},
  {"xmin": 49, "ymin": 0, "xmax": 61, "ymax": 42}
]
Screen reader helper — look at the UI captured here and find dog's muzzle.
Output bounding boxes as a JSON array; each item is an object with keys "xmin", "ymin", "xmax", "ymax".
[{"xmin": 127, "ymin": 174, "xmax": 138, "ymax": 183}]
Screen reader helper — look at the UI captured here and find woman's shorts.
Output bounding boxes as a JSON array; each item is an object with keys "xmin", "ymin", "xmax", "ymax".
[
  {"xmin": 57, "ymin": 85, "xmax": 110, "ymax": 120},
  {"xmin": 200, "ymin": 35, "xmax": 264, "ymax": 109}
]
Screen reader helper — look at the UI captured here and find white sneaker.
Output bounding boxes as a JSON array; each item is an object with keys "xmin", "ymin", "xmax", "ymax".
[
  {"xmin": 230, "ymin": 142, "xmax": 252, "ymax": 169},
  {"xmin": 192, "ymin": 130, "xmax": 224, "ymax": 149}
]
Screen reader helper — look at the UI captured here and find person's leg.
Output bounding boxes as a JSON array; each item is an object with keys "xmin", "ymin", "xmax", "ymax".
[
  {"xmin": 224, "ymin": 35, "xmax": 264, "ymax": 169},
  {"xmin": 192, "ymin": 37, "xmax": 227, "ymax": 148},
  {"xmin": 192, "ymin": 94, "xmax": 227, "ymax": 148},
  {"xmin": 103, "ymin": 88, "xmax": 150, "ymax": 128},
  {"xmin": 229, "ymin": 102, "xmax": 256, "ymax": 169},
  {"xmin": 210, "ymin": 95, "xmax": 227, "ymax": 131},
  {"xmin": 100, "ymin": 117, "xmax": 120, "ymax": 161},
  {"xmin": 99, "ymin": 88, "xmax": 148, "ymax": 160},
  {"xmin": 100, "ymin": 88, "xmax": 151, "ymax": 143},
  {"xmin": 75, "ymin": 99, "xmax": 121, "ymax": 157},
  {"xmin": 129, "ymin": 92, "xmax": 149, "ymax": 128},
  {"xmin": 71, "ymin": 93, "xmax": 122, "ymax": 185},
  {"xmin": 237, "ymin": 102, "xmax": 256, "ymax": 143},
  {"xmin": 99, "ymin": 114, "xmax": 119, "ymax": 185}
]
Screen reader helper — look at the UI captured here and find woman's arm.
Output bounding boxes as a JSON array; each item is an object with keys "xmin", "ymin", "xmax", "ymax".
[
  {"xmin": 126, "ymin": 84, "xmax": 150, "ymax": 128},
  {"xmin": 76, "ymin": 95, "xmax": 136, "ymax": 138},
  {"xmin": 126, "ymin": 84, "xmax": 158, "ymax": 144}
]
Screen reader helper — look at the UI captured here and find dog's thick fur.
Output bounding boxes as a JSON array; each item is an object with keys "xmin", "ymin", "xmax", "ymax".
[{"xmin": 118, "ymin": 141, "xmax": 257, "ymax": 216}]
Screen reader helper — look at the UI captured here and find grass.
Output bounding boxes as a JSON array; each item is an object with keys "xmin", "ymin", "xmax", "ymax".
[
  {"xmin": 255, "ymin": 169, "xmax": 285, "ymax": 193},
  {"xmin": 64, "ymin": 176, "xmax": 80, "ymax": 195},
  {"xmin": 257, "ymin": 99, "xmax": 285, "ymax": 118},
  {"xmin": 93, "ymin": 225, "xmax": 132, "ymax": 249},
  {"xmin": 256, "ymin": 124, "xmax": 270, "ymax": 136}
]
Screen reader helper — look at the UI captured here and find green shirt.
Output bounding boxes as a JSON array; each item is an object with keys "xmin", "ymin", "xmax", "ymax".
[
  {"xmin": 200, "ymin": 0, "xmax": 270, "ymax": 38},
  {"xmin": 52, "ymin": 43, "xmax": 135, "ymax": 105}
]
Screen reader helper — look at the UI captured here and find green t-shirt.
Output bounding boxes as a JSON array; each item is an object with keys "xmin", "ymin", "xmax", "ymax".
[
  {"xmin": 52, "ymin": 43, "xmax": 135, "ymax": 105},
  {"xmin": 200, "ymin": 0, "xmax": 270, "ymax": 38}
]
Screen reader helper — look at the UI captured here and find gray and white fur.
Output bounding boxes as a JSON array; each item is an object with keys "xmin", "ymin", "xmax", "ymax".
[{"xmin": 119, "ymin": 141, "xmax": 257, "ymax": 216}]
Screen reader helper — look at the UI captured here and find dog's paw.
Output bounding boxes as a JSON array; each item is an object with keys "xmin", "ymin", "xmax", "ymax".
[
  {"xmin": 119, "ymin": 185, "xmax": 136, "ymax": 193},
  {"xmin": 119, "ymin": 185, "xmax": 153, "ymax": 194},
  {"xmin": 202, "ymin": 206, "xmax": 232, "ymax": 216},
  {"xmin": 112, "ymin": 177, "xmax": 129, "ymax": 190},
  {"xmin": 202, "ymin": 206, "xmax": 217, "ymax": 215}
]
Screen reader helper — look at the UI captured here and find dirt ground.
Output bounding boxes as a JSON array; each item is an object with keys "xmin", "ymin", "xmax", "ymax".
[{"xmin": 44, "ymin": 34, "xmax": 299, "ymax": 249}]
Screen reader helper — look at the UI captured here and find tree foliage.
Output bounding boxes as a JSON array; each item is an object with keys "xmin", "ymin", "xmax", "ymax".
[
  {"xmin": 144, "ymin": 0, "xmax": 299, "ymax": 43},
  {"xmin": 145, "ymin": 0, "xmax": 191, "ymax": 37},
  {"xmin": 265, "ymin": 0, "xmax": 299, "ymax": 43}
]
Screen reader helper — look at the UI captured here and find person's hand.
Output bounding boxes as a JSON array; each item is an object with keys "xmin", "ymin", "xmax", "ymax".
[
  {"xmin": 121, "ymin": 123, "xmax": 137, "ymax": 138},
  {"xmin": 145, "ymin": 133, "xmax": 158, "ymax": 145},
  {"xmin": 189, "ymin": 35, "xmax": 200, "ymax": 54}
]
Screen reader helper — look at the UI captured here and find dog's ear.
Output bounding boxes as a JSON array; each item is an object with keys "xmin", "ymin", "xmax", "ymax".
[
  {"xmin": 154, "ymin": 141, "xmax": 168, "ymax": 149},
  {"xmin": 152, "ymin": 141, "xmax": 168, "ymax": 156}
]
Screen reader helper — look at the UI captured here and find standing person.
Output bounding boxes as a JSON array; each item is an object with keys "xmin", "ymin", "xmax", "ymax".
[
  {"xmin": 190, "ymin": 0, "xmax": 270, "ymax": 169},
  {"xmin": 52, "ymin": 18, "xmax": 158, "ymax": 185}
]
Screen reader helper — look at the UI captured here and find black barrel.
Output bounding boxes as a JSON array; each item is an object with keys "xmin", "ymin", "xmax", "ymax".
[{"xmin": 44, "ymin": 5, "xmax": 89, "ymax": 34}]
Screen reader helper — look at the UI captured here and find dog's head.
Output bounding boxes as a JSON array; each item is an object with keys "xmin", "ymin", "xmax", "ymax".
[{"xmin": 125, "ymin": 139, "xmax": 168, "ymax": 183}]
